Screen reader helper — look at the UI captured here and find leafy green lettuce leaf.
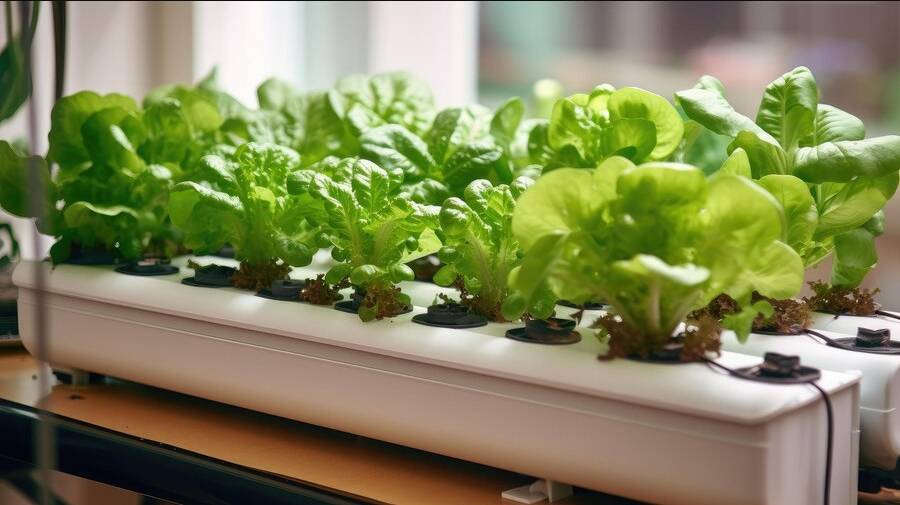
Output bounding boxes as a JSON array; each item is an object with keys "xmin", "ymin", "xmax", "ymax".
[
  {"xmin": 676, "ymin": 66, "xmax": 900, "ymax": 287},
  {"xmin": 286, "ymin": 158, "xmax": 442, "ymax": 320},
  {"xmin": 506, "ymin": 158, "xmax": 803, "ymax": 341},
  {"xmin": 538, "ymin": 85, "xmax": 684, "ymax": 171},
  {"xmin": 433, "ymin": 177, "xmax": 554, "ymax": 320},
  {"xmin": 169, "ymin": 143, "xmax": 314, "ymax": 267}
]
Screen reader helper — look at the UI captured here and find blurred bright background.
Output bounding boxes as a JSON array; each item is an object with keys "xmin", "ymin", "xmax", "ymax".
[{"xmin": 1, "ymin": 0, "xmax": 898, "ymax": 305}]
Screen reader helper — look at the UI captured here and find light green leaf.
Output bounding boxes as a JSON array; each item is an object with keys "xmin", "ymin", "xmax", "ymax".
[
  {"xmin": 755, "ymin": 66, "xmax": 818, "ymax": 150},
  {"xmin": 331, "ymin": 71, "xmax": 435, "ymax": 136},
  {"xmin": 257, "ymin": 78, "xmax": 297, "ymax": 111},
  {"xmin": 427, "ymin": 105, "xmax": 491, "ymax": 163},
  {"xmin": 442, "ymin": 142, "xmax": 507, "ymax": 194},
  {"xmin": 729, "ymin": 131, "xmax": 788, "ymax": 177},
  {"xmin": 606, "ymin": 118, "xmax": 656, "ymax": 161},
  {"xmin": 675, "ymin": 87, "xmax": 776, "ymax": 143},
  {"xmin": 716, "ymin": 147, "xmax": 751, "ymax": 178},
  {"xmin": 802, "ymin": 104, "xmax": 865, "ymax": 146},
  {"xmin": 548, "ymin": 94, "xmax": 599, "ymax": 160},
  {"xmin": 608, "ymin": 87, "xmax": 683, "ymax": 160},
  {"xmin": 0, "ymin": 141, "xmax": 54, "ymax": 220},
  {"xmin": 793, "ymin": 136, "xmax": 900, "ymax": 183},
  {"xmin": 831, "ymin": 228, "xmax": 878, "ymax": 288},
  {"xmin": 511, "ymin": 168, "xmax": 599, "ymax": 250},
  {"xmin": 757, "ymin": 174, "xmax": 818, "ymax": 253},
  {"xmin": 48, "ymin": 91, "xmax": 138, "ymax": 169},
  {"xmin": 815, "ymin": 172, "xmax": 898, "ymax": 240},
  {"xmin": 359, "ymin": 124, "xmax": 435, "ymax": 183},
  {"xmin": 490, "ymin": 97, "xmax": 525, "ymax": 152}
]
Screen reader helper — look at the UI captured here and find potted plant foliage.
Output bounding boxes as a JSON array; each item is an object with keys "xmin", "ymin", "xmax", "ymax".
[
  {"xmin": 525, "ymin": 85, "xmax": 684, "ymax": 172},
  {"xmin": 431, "ymin": 177, "xmax": 555, "ymax": 324},
  {"xmin": 0, "ymin": 91, "xmax": 204, "ymax": 266},
  {"xmin": 502, "ymin": 156, "xmax": 804, "ymax": 360},
  {"xmin": 286, "ymin": 158, "xmax": 442, "ymax": 321},
  {"xmin": 676, "ymin": 67, "xmax": 900, "ymax": 333},
  {"xmin": 168, "ymin": 142, "xmax": 319, "ymax": 291}
]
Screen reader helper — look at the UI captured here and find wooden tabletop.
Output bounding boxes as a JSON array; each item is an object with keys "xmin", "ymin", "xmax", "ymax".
[{"xmin": 0, "ymin": 347, "xmax": 640, "ymax": 504}]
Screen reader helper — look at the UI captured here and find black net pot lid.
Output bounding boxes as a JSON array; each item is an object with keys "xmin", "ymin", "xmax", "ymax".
[
  {"xmin": 506, "ymin": 318, "xmax": 581, "ymax": 345},
  {"xmin": 182, "ymin": 264, "xmax": 236, "ymax": 288},
  {"xmin": 412, "ymin": 303, "xmax": 488, "ymax": 329},
  {"xmin": 116, "ymin": 261, "xmax": 179, "ymax": 276}
]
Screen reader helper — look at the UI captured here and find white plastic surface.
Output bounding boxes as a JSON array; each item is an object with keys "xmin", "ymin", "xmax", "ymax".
[
  {"xmin": 722, "ymin": 329, "xmax": 898, "ymax": 471},
  {"xmin": 810, "ymin": 311, "xmax": 900, "ymax": 341},
  {"xmin": 14, "ymin": 260, "xmax": 860, "ymax": 505}
]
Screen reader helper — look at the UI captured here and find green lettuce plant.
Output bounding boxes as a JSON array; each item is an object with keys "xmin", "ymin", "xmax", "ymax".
[
  {"xmin": 255, "ymin": 78, "xmax": 355, "ymax": 167},
  {"xmin": 0, "ymin": 91, "xmax": 192, "ymax": 264},
  {"xmin": 287, "ymin": 158, "xmax": 442, "ymax": 321},
  {"xmin": 250, "ymin": 72, "xmax": 437, "ymax": 171},
  {"xmin": 676, "ymin": 67, "xmax": 900, "ymax": 312},
  {"xmin": 526, "ymin": 85, "xmax": 685, "ymax": 171},
  {"xmin": 433, "ymin": 177, "xmax": 555, "ymax": 321},
  {"xmin": 329, "ymin": 71, "xmax": 436, "ymax": 138},
  {"xmin": 358, "ymin": 98, "xmax": 533, "ymax": 204},
  {"xmin": 503, "ymin": 157, "xmax": 804, "ymax": 358},
  {"xmin": 168, "ymin": 142, "xmax": 316, "ymax": 290}
]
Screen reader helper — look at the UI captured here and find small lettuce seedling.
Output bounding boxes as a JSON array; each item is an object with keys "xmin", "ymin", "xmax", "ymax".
[
  {"xmin": 504, "ymin": 157, "xmax": 804, "ymax": 358},
  {"xmin": 434, "ymin": 177, "xmax": 555, "ymax": 321},
  {"xmin": 169, "ymin": 143, "xmax": 316, "ymax": 290},
  {"xmin": 526, "ymin": 85, "xmax": 685, "ymax": 171},
  {"xmin": 676, "ymin": 67, "xmax": 900, "ymax": 312},
  {"xmin": 287, "ymin": 159, "xmax": 442, "ymax": 321},
  {"xmin": 0, "ymin": 92, "xmax": 196, "ymax": 264}
]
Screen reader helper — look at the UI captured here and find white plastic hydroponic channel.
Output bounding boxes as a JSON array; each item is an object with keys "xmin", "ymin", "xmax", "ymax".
[
  {"xmin": 810, "ymin": 311, "xmax": 900, "ymax": 342},
  {"xmin": 14, "ymin": 258, "xmax": 860, "ymax": 505},
  {"xmin": 721, "ymin": 329, "xmax": 900, "ymax": 473}
]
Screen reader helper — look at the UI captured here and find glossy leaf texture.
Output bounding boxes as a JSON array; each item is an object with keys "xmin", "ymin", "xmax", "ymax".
[
  {"xmin": 541, "ymin": 85, "xmax": 684, "ymax": 171},
  {"xmin": 507, "ymin": 157, "xmax": 803, "ymax": 341},
  {"xmin": 287, "ymin": 158, "xmax": 441, "ymax": 318},
  {"xmin": 677, "ymin": 67, "xmax": 900, "ymax": 287},
  {"xmin": 356, "ymin": 100, "xmax": 533, "ymax": 203},
  {"xmin": 169, "ymin": 142, "xmax": 314, "ymax": 267},
  {"xmin": 434, "ymin": 177, "xmax": 553, "ymax": 320},
  {"xmin": 0, "ymin": 90, "xmax": 214, "ymax": 263}
]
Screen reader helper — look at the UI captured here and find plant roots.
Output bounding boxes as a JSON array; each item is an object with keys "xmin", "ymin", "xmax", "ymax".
[
  {"xmin": 360, "ymin": 283, "xmax": 411, "ymax": 320},
  {"xmin": 231, "ymin": 259, "xmax": 291, "ymax": 292},
  {"xmin": 443, "ymin": 276, "xmax": 507, "ymax": 322},
  {"xmin": 301, "ymin": 274, "xmax": 349, "ymax": 305},
  {"xmin": 805, "ymin": 281, "xmax": 879, "ymax": 316},
  {"xmin": 692, "ymin": 292, "xmax": 811, "ymax": 335},
  {"xmin": 593, "ymin": 313, "xmax": 721, "ymax": 362}
]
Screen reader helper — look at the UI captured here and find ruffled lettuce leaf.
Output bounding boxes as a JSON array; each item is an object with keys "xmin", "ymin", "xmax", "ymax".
[
  {"xmin": 506, "ymin": 158, "xmax": 803, "ymax": 342},
  {"xmin": 286, "ymin": 158, "xmax": 441, "ymax": 320},
  {"xmin": 433, "ymin": 177, "xmax": 554, "ymax": 320},
  {"xmin": 169, "ymin": 143, "xmax": 314, "ymax": 267}
]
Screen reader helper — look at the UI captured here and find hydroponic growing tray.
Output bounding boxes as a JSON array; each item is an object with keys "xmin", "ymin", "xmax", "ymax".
[
  {"xmin": 722, "ymin": 328, "xmax": 900, "ymax": 473},
  {"xmin": 811, "ymin": 311, "xmax": 900, "ymax": 342},
  {"xmin": 14, "ymin": 259, "xmax": 860, "ymax": 505}
]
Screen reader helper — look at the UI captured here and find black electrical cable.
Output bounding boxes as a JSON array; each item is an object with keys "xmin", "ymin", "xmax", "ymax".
[
  {"xmin": 876, "ymin": 310, "xmax": 900, "ymax": 322},
  {"xmin": 705, "ymin": 358, "xmax": 833, "ymax": 505},
  {"xmin": 52, "ymin": 0, "xmax": 67, "ymax": 101},
  {"xmin": 809, "ymin": 382, "xmax": 834, "ymax": 505},
  {"xmin": 803, "ymin": 328, "xmax": 900, "ymax": 355},
  {"xmin": 804, "ymin": 329, "xmax": 848, "ymax": 348}
]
